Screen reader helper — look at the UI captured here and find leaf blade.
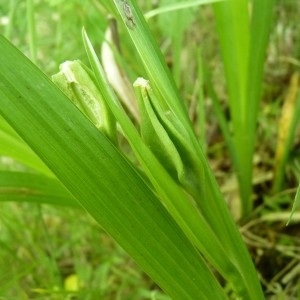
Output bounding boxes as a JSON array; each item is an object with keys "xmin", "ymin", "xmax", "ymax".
[{"xmin": 0, "ymin": 35, "xmax": 226, "ymax": 300}]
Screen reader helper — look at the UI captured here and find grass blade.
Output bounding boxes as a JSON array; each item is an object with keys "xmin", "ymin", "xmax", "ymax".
[
  {"xmin": 144, "ymin": 0, "xmax": 224, "ymax": 19},
  {"xmin": 0, "ymin": 116, "xmax": 52, "ymax": 176},
  {"xmin": 213, "ymin": 0, "xmax": 275, "ymax": 216},
  {"xmin": 273, "ymin": 73, "xmax": 300, "ymax": 193},
  {"xmin": 0, "ymin": 171, "xmax": 77, "ymax": 207}
]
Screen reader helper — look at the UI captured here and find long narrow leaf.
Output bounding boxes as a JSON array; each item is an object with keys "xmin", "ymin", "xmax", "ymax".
[
  {"xmin": 213, "ymin": 0, "xmax": 275, "ymax": 216},
  {"xmin": 213, "ymin": 0, "xmax": 251, "ymax": 214},
  {"xmin": 145, "ymin": 0, "xmax": 223, "ymax": 19},
  {"xmin": 0, "ymin": 171, "xmax": 77, "ymax": 207},
  {"xmin": 0, "ymin": 35, "xmax": 226, "ymax": 300},
  {"xmin": 0, "ymin": 116, "xmax": 52, "ymax": 176}
]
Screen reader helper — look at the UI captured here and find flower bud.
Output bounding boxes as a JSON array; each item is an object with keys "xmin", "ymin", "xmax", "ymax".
[{"xmin": 52, "ymin": 60, "xmax": 117, "ymax": 144}]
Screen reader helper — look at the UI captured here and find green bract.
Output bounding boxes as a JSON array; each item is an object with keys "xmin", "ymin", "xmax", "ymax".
[{"xmin": 52, "ymin": 60, "xmax": 117, "ymax": 144}]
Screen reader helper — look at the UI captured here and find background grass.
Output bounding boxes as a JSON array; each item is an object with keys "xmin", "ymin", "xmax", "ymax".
[{"xmin": 1, "ymin": 0, "xmax": 300, "ymax": 299}]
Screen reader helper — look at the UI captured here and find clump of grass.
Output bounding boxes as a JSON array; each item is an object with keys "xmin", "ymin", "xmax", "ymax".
[{"xmin": 1, "ymin": 0, "xmax": 300, "ymax": 299}]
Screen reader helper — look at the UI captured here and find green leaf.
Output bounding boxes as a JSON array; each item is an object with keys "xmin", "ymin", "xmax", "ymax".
[
  {"xmin": 145, "ymin": 0, "xmax": 224, "ymax": 19},
  {"xmin": 0, "ymin": 171, "xmax": 77, "ymax": 207},
  {"xmin": 0, "ymin": 35, "xmax": 226, "ymax": 300},
  {"xmin": 213, "ymin": 0, "xmax": 275, "ymax": 216},
  {"xmin": 287, "ymin": 183, "xmax": 300, "ymax": 225},
  {"xmin": 0, "ymin": 116, "xmax": 53, "ymax": 176}
]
